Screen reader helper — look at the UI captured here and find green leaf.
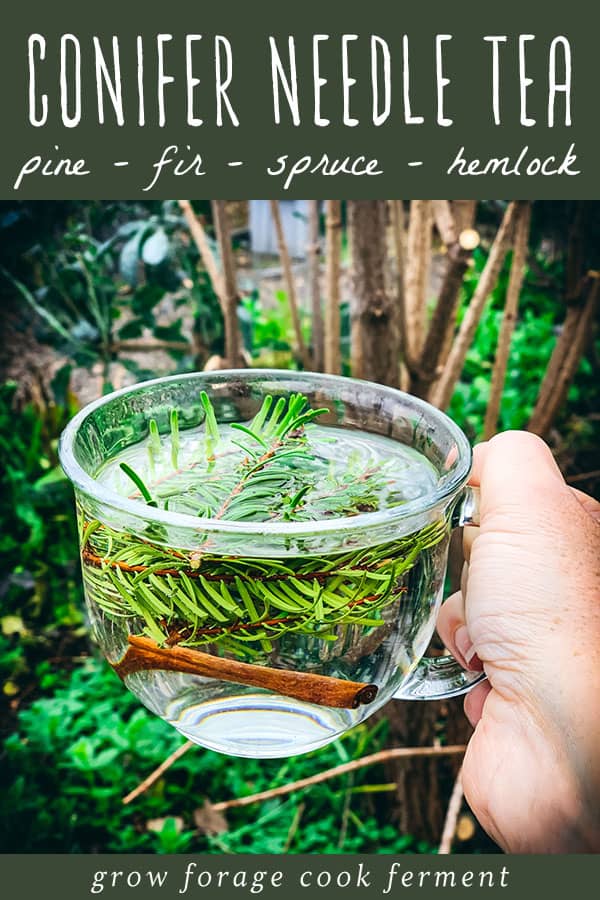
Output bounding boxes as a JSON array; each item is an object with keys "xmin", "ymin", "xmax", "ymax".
[{"xmin": 141, "ymin": 228, "xmax": 170, "ymax": 266}]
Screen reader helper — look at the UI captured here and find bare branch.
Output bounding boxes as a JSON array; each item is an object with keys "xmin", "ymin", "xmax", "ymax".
[
  {"xmin": 431, "ymin": 201, "xmax": 519, "ymax": 410},
  {"xmin": 432, "ymin": 200, "xmax": 458, "ymax": 248},
  {"xmin": 178, "ymin": 200, "xmax": 224, "ymax": 303},
  {"xmin": 269, "ymin": 200, "xmax": 309, "ymax": 367},
  {"xmin": 210, "ymin": 745, "xmax": 467, "ymax": 812},
  {"xmin": 529, "ymin": 273, "xmax": 600, "ymax": 436},
  {"xmin": 451, "ymin": 200, "xmax": 477, "ymax": 234},
  {"xmin": 111, "ymin": 339, "xmax": 192, "ymax": 354},
  {"xmin": 122, "ymin": 740, "xmax": 193, "ymax": 805},
  {"xmin": 413, "ymin": 202, "xmax": 481, "ymax": 399},
  {"xmin": 483, "ymin": 202, "xmax": 532, "ymax": 439},
  {"xmin": 324, "ymin": 200, "xmax": 343, "ymax": 374},
  {"xmin": 438, "ymin": 766, "xmax": 464, "ymax": 855}
]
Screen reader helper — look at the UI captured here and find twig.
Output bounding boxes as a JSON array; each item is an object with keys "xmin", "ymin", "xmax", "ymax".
[
  {"xmin": 324, "ymin": 200, "xmax": 342, "ymax": 374},
  {"xmin": 122, "ymin": 740, "xmax": 466, "ymax": 809},
  {"xmin": 177, "ymin": 200, "xmax": 224, "ymax": 301},
  {"xmin": 122, "ymin": 739, "xmax": 194, "ymax": 805},
  {"xmin": 435, "ymin": 203, "xmax": 479, "ymax": 372},
  {"xmin": 210, "ymin": 745, "xmax": 467, "ymax": 812},
  {"xmin": 337, "ymin": 771, "xmax": 355, "ymax": 849},
  {"xmin": 431, "ymin": 201, "xmax": 519, "ymax": 410},
  {"xmin": 483, "ymin": 201, "xmax": 532, "ymax": 439},
  {"xmin": 283, "ymin": 802, "xmax": 305, "ymax": 853},
  {"xmin": 438, "ymin": 765, "xmax": 464, "ymax": 854},
  {"xmin": 269, "ymin": 200, "xmax": 309, "ymax": 367},
  {"xmin": 111, "ymin": 339, "xmax": 192, "ymax": 354}
]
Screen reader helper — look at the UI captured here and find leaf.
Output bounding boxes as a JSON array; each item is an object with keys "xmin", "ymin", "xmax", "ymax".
[
  {"xmin": 193, "ymin": 801, "xmax": 229, "ymax": 836},
  {"xmin": 153, "ymin": 320, "xmax": 185, "ymax": 343},
  {"xmin": 119, "ymin": 232, "xmax": 144, "ymax": 286},
  {"xmin": 142, "ymin": 229, "xmax": 171, "ymax": 266},
  {"xmin": 1, "ymin": 615, "xmax": 27, "ymax": 637},
  {"xmin": 1, "ymin": 267, "xmax": 76, "ymax": 345},
  {"xmin": 147, "ymin": 816, "xmax": 184, "ymax": 834},
  {"xmin": 118, "ymin": 318, "xmax": 144, "ymax": 339},
  {"xmin": 130, "ymin": 283, "xmax": 167, "ymax": 324},
  {"xmin": 116, "ymin": 220, "xmax": 146, "ymax": 239}
]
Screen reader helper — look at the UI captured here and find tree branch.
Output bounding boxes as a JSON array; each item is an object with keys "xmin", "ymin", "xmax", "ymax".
[
  {"xmin": 431, "ymin": 201, "xmax": 519, "ymax": 410},
  {"xmin": 438, "ymin": 765, "xmax": 464, "ymax": 855},
  {"xmin": 122, "ymin": 742, "xmax": 467, "ymax": 808},
  {"xmin": 529, "ymin": 273, "xmax": 600, "ymax": 436},
  {"xmin": 178, "ymin": 200, "xmax": 224, "ymax": 303},
  {"xmin": 210, "ymin": 745, "xmax": 467, "ymax": 812},
  {"xmin": 483, "ymin": 202, "xmax": 532, "ymax": 439},
  {"xmin": 269, "ymin": 200, "xmax": 309, "ymax": 368},
  {"xmin": 122, "ymin": 740, "xmax": 193, "ymax": 805},
  {"xmin": 412, "ymin": 202, "xmax": 479, "ymax": 398}
]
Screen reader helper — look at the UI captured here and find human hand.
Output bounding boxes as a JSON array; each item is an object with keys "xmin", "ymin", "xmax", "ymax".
[{"xmin": 437, "ymin": 431, "xmax": 600, "ymax": 853}]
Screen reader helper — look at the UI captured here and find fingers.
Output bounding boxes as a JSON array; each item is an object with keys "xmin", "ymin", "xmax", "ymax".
[
  {"xmin": 464, "ymin": 680, "xmax": 492, "ymax": 727},
  {"xmin": 436, "ymin": 590, "xmax": 479, "ymax": 671}
]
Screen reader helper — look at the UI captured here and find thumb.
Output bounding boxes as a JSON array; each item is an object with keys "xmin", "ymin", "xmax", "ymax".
[{"xmin": 476, "ymin": 431, "xmax": 568, "ymax": 531}]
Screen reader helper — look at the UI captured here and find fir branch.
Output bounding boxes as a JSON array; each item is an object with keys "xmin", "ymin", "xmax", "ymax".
[
  {"xmin": 80, "ymin": 514, "xmax": 448, "ymax": 657},
  {"xmin": 82, "ymin": 390, "xmax": 447, "ymax": 662}
]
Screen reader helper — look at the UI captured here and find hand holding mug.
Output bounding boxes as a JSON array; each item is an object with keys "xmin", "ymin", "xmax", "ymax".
[{"xmin": 437, "ymin": 431, "xmax": 600, "ymax": 853}]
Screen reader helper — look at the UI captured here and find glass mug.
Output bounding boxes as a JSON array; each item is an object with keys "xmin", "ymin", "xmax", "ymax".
[{"xmin": 59, "ymin": 370, "xmax": 485, "ymax": 758}]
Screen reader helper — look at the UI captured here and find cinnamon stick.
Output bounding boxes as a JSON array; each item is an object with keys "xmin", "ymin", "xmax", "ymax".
[{"xmin": 114, "ymin": 634, "xmax": 378, "ymax": 710}]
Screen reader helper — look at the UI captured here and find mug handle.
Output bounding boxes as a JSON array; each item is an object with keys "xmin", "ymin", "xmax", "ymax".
[{"xmin": 393, "ymin": 485, "xmax": 487, "ymax": 701}]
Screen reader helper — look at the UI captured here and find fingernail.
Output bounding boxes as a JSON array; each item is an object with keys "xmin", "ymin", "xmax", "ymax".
[{"xmin": 454, "ymin": 625, "xmax": 483, "ymax": 671}]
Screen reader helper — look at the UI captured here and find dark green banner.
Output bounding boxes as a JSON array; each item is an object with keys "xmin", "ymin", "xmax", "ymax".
[
  {"xmin": 0, "ymin": 0, "xmax": 597, "ymax": 198},
  {"xmin": 1, "ymin": 854, "xmax": 599, "ymax": 899}
]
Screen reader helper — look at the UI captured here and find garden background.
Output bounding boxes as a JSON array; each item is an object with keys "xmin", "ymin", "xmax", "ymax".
[{"xmin": 0, "ymin": 199, "xmax": 598, "ymax": 854}]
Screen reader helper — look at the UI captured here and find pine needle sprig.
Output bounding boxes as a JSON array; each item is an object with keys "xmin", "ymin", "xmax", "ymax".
[
  {"xmin": 80, "ymin": 513, "xmax": 449, "ymax": 659},
  {"xmin": 82, "ymin": 390, "xmax": 448, "ymax": 661}
]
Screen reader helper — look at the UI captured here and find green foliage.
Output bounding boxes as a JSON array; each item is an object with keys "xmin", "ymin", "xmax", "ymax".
[
  {"xmin": 2, "ymin": 202, "xmax": 227, "ymax": 388},
  {"xmin": 0, "ymin": 383, "xmax": 83, "ymax": 695},
  {"xmin": 240, "ymin": 291, "xmax": 309, "ymax": 367},
  {"xmin": 0, "ymin": 656, "xmax": 425, "ymax": 854}
]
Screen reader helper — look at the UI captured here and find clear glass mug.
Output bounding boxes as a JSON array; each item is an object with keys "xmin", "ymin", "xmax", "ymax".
[{"xmin": 59, "ymin": 370, "xmax": 485, "ymax": 758}]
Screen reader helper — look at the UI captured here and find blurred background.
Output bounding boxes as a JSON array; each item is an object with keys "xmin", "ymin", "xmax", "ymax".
[{"xmin": 0, "ymin": 199, "xmax": 598, "ymax": 854}]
